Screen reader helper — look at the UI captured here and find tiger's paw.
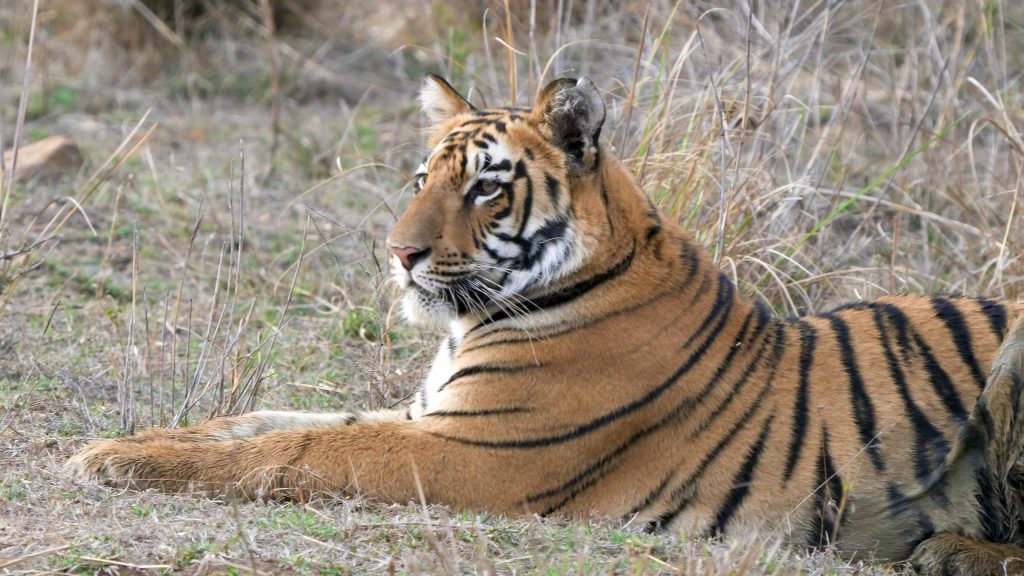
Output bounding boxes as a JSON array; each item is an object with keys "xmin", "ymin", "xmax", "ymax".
[
  {"xmin": 910, "ymin": 533, "xmax": 1024, "ymax": 576},
  {"xmin": 66, "ymin": 439, "xmax": 155, "ymax": 487},
  {"xmin": 66, "ymin": 437, "xmax": 212, "ymax": 492}
]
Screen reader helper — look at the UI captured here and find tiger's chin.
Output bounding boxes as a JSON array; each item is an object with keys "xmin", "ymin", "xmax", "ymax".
[
  {"xmin": 399, "ymin": 288, "xmax": 456, "ymax": 330},
  {"xmin": 398, "ymin": 274, "xmax": 531, "ymax": 330}
]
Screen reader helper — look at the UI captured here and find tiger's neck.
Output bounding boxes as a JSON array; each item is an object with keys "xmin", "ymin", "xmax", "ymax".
[
  {"xmin": 572, "ymin": 149, "xmax": 744, "ymax": 308},
  {"xmin": 454, "ymin": 147, "xmax": 758, "ymax": 343}
]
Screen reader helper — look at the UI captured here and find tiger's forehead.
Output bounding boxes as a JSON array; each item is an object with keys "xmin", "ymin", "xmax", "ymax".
[{"xmin": 424, "ymin": 109, "xmax": 531, "ymax": 178}]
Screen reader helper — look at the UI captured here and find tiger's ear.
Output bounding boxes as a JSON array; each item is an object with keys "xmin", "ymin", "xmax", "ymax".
[
  {"xmin": 533, "ymin": 77, "xmax": 605, "ymax": 174},
  {"xmin": 420, "ymin": 75, "xmax": 476, "ymax": 129}
]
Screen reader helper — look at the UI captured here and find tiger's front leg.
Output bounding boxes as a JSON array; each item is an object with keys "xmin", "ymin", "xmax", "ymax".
[
  {"xmin": 120, "ymin": 410, "xmax": 365, "ymax": 443},
  {"xmin": 67, "ymin": 418, "xmax": 541, "ymax": 511}
]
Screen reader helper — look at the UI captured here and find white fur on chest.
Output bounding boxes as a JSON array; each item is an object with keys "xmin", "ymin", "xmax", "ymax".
[
  {"xmin": 407, "ymin": 319, "xmax": 473, "ymax": 419},
  {"xmin": 408, "ymin": 338, "xmax": 454, "ymax": 418}
]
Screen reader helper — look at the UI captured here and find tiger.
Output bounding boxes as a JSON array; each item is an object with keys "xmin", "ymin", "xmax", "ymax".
[{"xmin": 68, "ymin": 75, "xmax": 1024, "ymax": 576}]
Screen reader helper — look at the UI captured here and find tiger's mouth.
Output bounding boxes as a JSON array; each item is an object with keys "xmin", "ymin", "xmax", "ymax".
[
  {"xmin": 411, "ymin": 273, "xmax": 504, "ymax": 316},
  {"xmin": 394, "ymin": 257, "xmax": 520, "ymax": 324}
]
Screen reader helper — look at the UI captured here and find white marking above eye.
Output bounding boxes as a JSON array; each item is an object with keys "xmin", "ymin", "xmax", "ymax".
[{"xmin": 412, "ymin": 161, "xmax": 428, "ymax": 192}]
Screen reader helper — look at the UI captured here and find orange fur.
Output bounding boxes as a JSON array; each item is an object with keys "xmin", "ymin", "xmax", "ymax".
[{"xmin": 69, "ymin": 77, "xmax": 1024, "ymax": 574}]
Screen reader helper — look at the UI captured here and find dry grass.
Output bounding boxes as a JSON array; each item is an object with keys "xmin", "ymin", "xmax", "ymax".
[{"xmin": 2, "ymin": 0, "xmax": 1022, "ymax": 573}]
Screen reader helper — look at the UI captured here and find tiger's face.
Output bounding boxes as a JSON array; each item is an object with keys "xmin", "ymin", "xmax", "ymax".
[{"xmin": 388, "ymin": 76, "xmax": 605, "ymax": 327}]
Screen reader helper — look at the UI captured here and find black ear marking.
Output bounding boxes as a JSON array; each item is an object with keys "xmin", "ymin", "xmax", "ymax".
[{"xmin": 534, "ymin": 77, "xmax": 606, "ymax": 174}]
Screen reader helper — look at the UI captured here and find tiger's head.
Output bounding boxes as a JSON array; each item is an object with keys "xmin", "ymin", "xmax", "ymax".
[{"xmin": 388, "ymin": 76, "xmax": 607, "ymax": 328}]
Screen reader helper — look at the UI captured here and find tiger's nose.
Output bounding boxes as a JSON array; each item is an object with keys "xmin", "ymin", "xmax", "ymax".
[{"xmin": 389, "ymin": 244, "xmax": 430, "ymax": 271}]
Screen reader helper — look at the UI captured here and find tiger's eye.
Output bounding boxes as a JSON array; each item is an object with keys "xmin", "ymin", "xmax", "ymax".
[{"xmin": 480, "ymin": 180, "xmax": 499, "ymax": 194}]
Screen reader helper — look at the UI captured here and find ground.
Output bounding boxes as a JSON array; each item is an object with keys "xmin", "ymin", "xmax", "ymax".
[{"xmin": 2, "ymin": 1, "xmax": 1023, "ymax": 574}]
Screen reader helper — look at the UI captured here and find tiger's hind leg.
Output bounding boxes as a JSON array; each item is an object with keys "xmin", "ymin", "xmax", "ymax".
[
  {"xmin": 910, "ymin": 533, "xmax": 1024, "ymax": 576},
  {"xmin": 962, "ymin": 314, "xmax": 1024, "ymax": 548},
  {"xmin": 973, "ymin": 315, "xmax": 1024, "ymax": 492},
  {"xmin": 912, "ymin": 316, "xmax": 1024, "ymax": 575}
]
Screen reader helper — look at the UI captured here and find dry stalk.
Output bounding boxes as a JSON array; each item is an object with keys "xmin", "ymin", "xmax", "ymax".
[
  {"xmin": 0, "ymin": 544, "xmax": 73, "ymax": 570},
  {"xmin": 693, "ymin": 8, "xmax": 732, "ymax": 263},
  {"xmin": 502, "ymin": 0, "xmax": 517, "ymax": 105},
  {"xmin": 0, "ymin": 0, "xmax": 40, "ymax": 231},
  {"xmin": 167, "ymin": 207, "xmax": 202, "ymax": 427},
  {"xmin": 618, "ymin": 3, "xmax": 650, "ymax": 152},
  {"xmin": 258, "ymin": 0, "xmax": 282, "ymax": 169}
]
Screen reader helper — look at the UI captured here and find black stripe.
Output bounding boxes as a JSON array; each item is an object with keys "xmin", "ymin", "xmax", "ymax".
[
  {"xmin": 492, "ymin": 178, "xmax": 516, "ymax": 219},
  {"xmin": 458, "ymin": 147, "xmax": 468, "ymax": 177},
  {"xmin": 438, "ymin": 279, "xmax": 740, "ymax": 449},
  {"xmin": 862, "ymin": 303, "xmax": 967, "ymax": 424},
  {"xmin": 916, "ymin": 512, "xmax": 936, "ymax": 543},
  {"xmin": 493, "ymin": 231, "xmax": 532, "ymax": 251},
  {"xmin": 645, "ymin": 209, "xmax": 663, "ymax": 245},
  {"xmin": 931, "ymin": 296, "xmax": 986, "ymax": 388},
  {"xmin": 709, "ymin": 413, "xmax": 775, "ymax": 535},
  {"xmin": 806, "ymin": 428, "xmax": 845, "ymax": 548},
  {"xmin": 424, "ymin": 407, "xmax": 530, "ymax": 417},
  {"xmin": 437, "ymin": 364, "xmax": 536, "ymax": 392},
  {"xmin": 634, "ymin": 324, "xmax": 780, "ymax": 526},
  {"xmin": 887, "ymin": 482, "xmax": 913, "ymax": 516},
  {"xmin": 975, "ymin": 468, "xmax": 1008, "ymax": 541},
  {"xmin": 479, "ymin": 243, "xmax": 504, "ymax": 263},
  {"xmin": 682, "ymin": 239, "xmax": 700, "ymax": 281},
  {"xmin": 873, "ymin": 306, "xmax": 949, "ymax": 481},
  {"xmin": 485, "ymin": 158, "xmax": 513, "ymax": 174},
  {"xmin": 600, "ymin": 184, "xmax": 615, "ymax": 234},
  {"xmin": 829, "ymin": 315, "xmax": 885, "ymax": 471},
  {"xmin": 683, "ymin": 303, "xmax": 764, "ymax": 407},
  {"xmin": 513, "ymin": 159, "xmax": 528, "ymax": 179},
  {"xmin": 681, "ymin": 274, "xmax": 735, "ymax": 350},
  {"xmin": 464, "ymin": 239, "xmax": 709, "ymax": 354},
  {"xmin": 784, "ymin": 320, "xmax": 815, "ymax": 482},
  {"xmin": 517, "ymin": 216, "xmax": 568, "ymax": 272},
  {"xmin": 462, "ymin": 292, "xmax": 670, "ymax": 353},
  {"xmin": 646, "ymin": 406, "xmax": 770, "ymax": 530},
  {"xmin": 693, "ymin": 321, "xmax": 783, "ymax": 438},
  {"xmin": 544, "ymin": 173, "xmax": 560, "ymax": 204},
  {"xmin": 913, "ymin": 331, "xmax": 969, "ymax": 424},
  {"xmin": 975, "ymin": 297, "xmax": 1007, "ymax": 340},
  {"xmin": 474, "ymin": 245, "xmax": 636, "ymax": 328},
  {"xmin": 537, "ymin": 314, "xmax": 778, "ymax": 514},
  {"xmin": 630, "ymin": 473, "xmax": 674, "ymax": 518},
  {"xmin": 872, "ymin": 302, "xmax": 913, "ymax": 362}
]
